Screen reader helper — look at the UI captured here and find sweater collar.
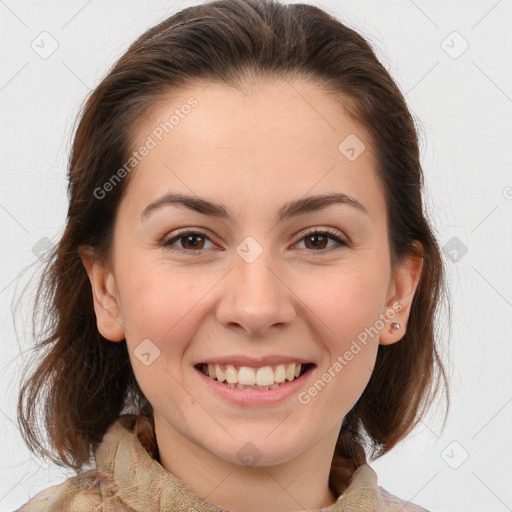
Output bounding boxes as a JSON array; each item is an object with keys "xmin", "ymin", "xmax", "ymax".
[{"xmin": 94, "ymin": 414, "xmax": 384, "ymax": 512}]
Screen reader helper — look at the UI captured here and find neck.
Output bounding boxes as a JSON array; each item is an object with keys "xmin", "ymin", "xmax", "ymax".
[{"xmin": 154, "ymin": 417, "xmax": 341, "ymax": 512}]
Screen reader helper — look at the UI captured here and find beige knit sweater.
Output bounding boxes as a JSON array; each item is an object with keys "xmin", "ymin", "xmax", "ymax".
[{"xmin": 17, "ymin": 415, "xmax": 431, "ymax": 512}]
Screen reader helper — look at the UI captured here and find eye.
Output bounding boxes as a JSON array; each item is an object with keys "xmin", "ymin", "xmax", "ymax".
[
  {"xmin": 162, "ymin": 229, "xmax": 215, "ymax": 252},
  {"xmin": 161, "ymin": 227, "xmax": 348, "ymax": 254},
  {"xmin": 293, "ymin": 228, "xmax": 348, "ymax": 252}
]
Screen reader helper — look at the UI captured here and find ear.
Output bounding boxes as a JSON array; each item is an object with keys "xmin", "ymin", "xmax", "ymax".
[
  {"xmin": 380, "ymin": 241, "xmax": 424, "ymax": 346},
  {"xmin": 78, "ymin": 245, "xmax": 126, "ymax": 342}
]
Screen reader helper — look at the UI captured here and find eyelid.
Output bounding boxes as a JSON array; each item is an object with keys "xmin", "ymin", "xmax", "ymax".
[
  {"xmin": 161, "ymin": 226, "xmax": 349, "ymax": 253},
  {"xmin": 161, "ymin": 227, "xmax": 218, "ymax": 249},
  {"xmin": 294, "ymin": 226, "xmax": 348, "ymax": 245}
]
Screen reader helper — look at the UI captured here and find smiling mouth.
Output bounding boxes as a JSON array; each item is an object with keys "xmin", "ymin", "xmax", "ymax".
[{"xmin": 195, "ymin": 362, "xmax": 315, "ymax": 390}]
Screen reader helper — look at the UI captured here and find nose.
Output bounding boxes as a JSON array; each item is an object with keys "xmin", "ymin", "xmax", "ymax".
[{"xmin": 215, "ymin": 246, "xmax": 296, "ymax": 336}]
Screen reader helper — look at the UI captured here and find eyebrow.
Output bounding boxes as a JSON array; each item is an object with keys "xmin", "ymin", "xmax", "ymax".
[{"xmin": 139, "ymin": 192, "xmax": 369, "ymax": 223}]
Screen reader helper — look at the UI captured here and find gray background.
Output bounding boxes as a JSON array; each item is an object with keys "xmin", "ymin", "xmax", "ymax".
[{"xmin": 1, "ymin": 1, "xmax": 511, "ymax": 511}]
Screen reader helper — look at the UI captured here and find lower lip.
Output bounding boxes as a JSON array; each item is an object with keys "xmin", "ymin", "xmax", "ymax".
[{"xmin": 194, "ymin": 365, "xmax": 315, "ymax": 406}]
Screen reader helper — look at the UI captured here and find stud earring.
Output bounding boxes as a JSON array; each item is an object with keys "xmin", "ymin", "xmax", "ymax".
[{"xmin": 391, "ymin": 322, "xmax": 401, "ymax": 330}]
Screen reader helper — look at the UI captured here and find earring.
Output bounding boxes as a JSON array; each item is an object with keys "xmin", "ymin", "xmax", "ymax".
[{"xmin": 391, "ymin": 322, "xmax": 401, "ymax": 330}]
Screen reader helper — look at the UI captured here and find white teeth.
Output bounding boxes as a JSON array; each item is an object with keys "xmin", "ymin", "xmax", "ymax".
[
  {"xmin": 285, "ymin": 364, "xmax": 295, "ymax": 381},
  {"xmin": 202, "ymin": 362, "xmax": 308, "ymax": 387},
  {"xmin": 274, "ymin": 364, "xmax": 286, "ymax": 382},
  {"xmin": 207, "ymin": 364, "xmax": 217, "ymax": 380},
  {"xmin": 238, "ymin": 366, "xmax": 256, "ymax": 386},
  {"xmin": 256, "ymin": 366, "xmax": 274, "ymax": 386},
  {"xmin": 225, "ymin": 364, "xmax": 238, "ymax": 384},
  {"xmin": 216, "ymin": 365, "xmax": 225, "ymax": 383}
]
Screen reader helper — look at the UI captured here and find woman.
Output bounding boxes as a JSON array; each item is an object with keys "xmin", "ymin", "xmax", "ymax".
[{"xmin": 15, "ymin": 0, "xmax": 449, "ymax": 510}]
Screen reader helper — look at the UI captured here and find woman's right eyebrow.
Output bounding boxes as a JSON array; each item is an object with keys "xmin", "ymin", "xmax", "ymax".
[{"xmin": 139, "ymin": 191, "xmax": 369, "ymax": 224}]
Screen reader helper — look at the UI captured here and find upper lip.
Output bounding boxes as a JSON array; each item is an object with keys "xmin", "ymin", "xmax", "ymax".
[{"xmin": 195, "ymin": 355, "xmax": 315, "ymax": 367}]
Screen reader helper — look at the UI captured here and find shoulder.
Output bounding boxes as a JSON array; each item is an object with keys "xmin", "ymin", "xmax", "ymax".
[
  {"xmin": 377, "ymin": 485, "xmax": 432, "ymax": 512},
  {"xmin": 334, "ymin": 464, "xmax": 433, "ymax": 512},
  {"xmin": 15, "ymin": 469, "xmax": 119, "ymax": 512},
  {"xmin": 15, "ymin": 415, "xmax": 147, "ymax": 512}
]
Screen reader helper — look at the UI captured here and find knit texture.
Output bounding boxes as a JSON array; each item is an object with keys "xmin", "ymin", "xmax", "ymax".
[{"xmin": 17, "ymin": 415, "xmax": 431, "ymax": 512}]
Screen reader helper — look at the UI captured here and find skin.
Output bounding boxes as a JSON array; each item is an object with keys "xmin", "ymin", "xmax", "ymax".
[{"xmin": 79, "ymin": 77, "xmax": 423, "ymax": 512}]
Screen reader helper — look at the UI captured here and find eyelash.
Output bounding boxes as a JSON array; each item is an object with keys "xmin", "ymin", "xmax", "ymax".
[{"xmin": 161, "ymin": 227, "xmax": 348, "ymax": 255}]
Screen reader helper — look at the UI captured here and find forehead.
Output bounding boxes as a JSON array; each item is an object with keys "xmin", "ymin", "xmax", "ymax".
[
  {"xmin": 133, "ymin": 77, "xmax": 371, "ymax": 157},
  {"xmin": 122, "ymin": 78, "xmax": 384, "ymax": 223}
]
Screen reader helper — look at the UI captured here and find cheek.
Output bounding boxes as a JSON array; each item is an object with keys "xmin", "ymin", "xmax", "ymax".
[
  {"xmin": 300, "ymin": 266, "xmax": 386, "ymax": 341},
  {"xmin": 119, "ymin": 269, "xmax": 211, "ymax": 411},
  {"xmin": 296, "ymin": 267, "xmax": 385, "ymax": 396},
  {"xmin": 298, "ymin": 273, "xmax": 381, "ymax": 409},
  {"xmin": 118, "ymin": 266, "xmax": 215, "ymax": 351}
]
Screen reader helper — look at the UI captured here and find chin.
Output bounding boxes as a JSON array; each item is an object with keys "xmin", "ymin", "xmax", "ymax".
[{"xmin": 204, "ymin": 435, "xmax": 303, "ymax": 468}]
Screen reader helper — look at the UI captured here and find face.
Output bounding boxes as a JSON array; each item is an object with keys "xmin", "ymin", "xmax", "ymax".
[{"xmin": 81, "ymin": 78, "xmax": 422, "ymax": 472}]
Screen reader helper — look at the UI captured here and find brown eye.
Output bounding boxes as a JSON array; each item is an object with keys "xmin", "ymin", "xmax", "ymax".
[
  {"xmin": 180, "ymin": 233, "xmax": 206, "ymax": 250},
  {"xmin": 162, "ymin": 228, "xmax": 348, "ymax": 255},
  {"xmin": 303, "ymin": 233, "xmax": 329, "ymax": 250},
  {"xmin": 162, "ymin": 231, "xmax": 214, "ymax": 252},
  {"xmin": 296, "ymin": 229, "xmax": 348, "ymax": 252}
]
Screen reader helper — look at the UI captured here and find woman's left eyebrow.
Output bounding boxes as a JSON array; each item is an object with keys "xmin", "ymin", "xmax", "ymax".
[{"xmin": 139, "ymin": 191, "xmax": 369, "ymax": 223}]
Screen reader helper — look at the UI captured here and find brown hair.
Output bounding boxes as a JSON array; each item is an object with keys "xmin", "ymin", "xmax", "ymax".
[{"xmin": 16, "ymin": 0, "xmax": 450, "ymax": 496}]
